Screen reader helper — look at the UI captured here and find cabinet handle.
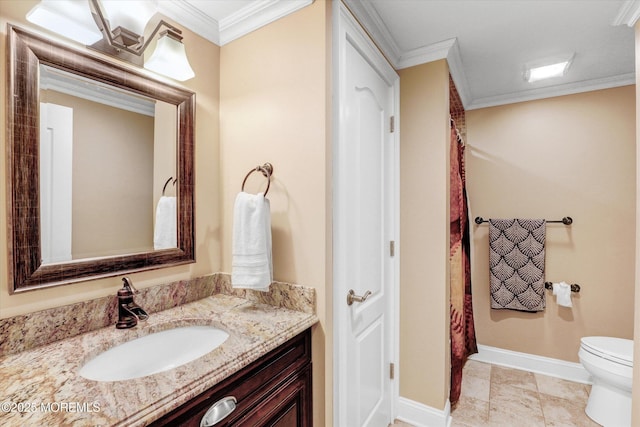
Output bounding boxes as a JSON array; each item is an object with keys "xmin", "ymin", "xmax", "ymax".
[{"xmin": 200, "ymin": 396, "xmax": 237, "ymax": 427}]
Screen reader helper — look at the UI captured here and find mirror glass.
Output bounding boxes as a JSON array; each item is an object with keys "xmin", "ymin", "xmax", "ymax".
[
  {"xmin": 39, "ymin": 65, "xmax": 177, "ymax": 263},
  {"xmin": 7, "ymin": 25, "xmax": 195, "ymax": 292}
]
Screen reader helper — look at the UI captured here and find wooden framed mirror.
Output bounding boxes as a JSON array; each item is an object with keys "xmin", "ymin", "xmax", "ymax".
[{"xmin": 6, "ymin": 25, "xmax": 195, "ymax": 293}]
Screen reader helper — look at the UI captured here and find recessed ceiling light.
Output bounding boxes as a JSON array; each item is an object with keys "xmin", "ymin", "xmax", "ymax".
[{"xmin": 525, "ymin": 54, "xmax": 575, "ymax": 83}]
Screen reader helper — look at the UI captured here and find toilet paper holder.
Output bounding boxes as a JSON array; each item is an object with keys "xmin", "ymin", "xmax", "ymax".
[{"xmin": 544, "ymin": 281, "xmax": 580, "ymax": 293}]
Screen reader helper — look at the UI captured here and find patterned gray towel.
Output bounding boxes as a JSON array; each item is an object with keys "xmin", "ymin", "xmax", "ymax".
[{"xmin": 489, "ymin": 219, "xmax": 546, "ymax": 312}]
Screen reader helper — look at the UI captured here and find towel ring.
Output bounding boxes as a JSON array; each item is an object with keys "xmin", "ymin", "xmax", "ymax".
[{"xmin": 241, "ymin": 163, "xmax": 273, "ymax": 196}]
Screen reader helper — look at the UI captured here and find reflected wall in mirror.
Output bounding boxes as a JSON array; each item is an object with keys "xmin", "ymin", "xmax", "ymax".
[
  {"xmin": 7, "ymin": 25, "xmax": 195, "ymax": 293},
  {"xmin": 39, "ymin": 65, "xmax": 177, "ymax": 263}
]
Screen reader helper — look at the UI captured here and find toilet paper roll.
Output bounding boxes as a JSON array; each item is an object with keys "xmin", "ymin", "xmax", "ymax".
[{"xmin": 552, "ymin": 282, "xmax": 573, "ymax": 308}]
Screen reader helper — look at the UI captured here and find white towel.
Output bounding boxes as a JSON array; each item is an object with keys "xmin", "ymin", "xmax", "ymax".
[
  {"xmin": 231, "ymin": 192, "xmax": 272, "ymax": 291},
  {"xmin": 154, "ymin": 196, "xmax": 177, "ymax": 249},
  {"xmin": 552, "ymin": 282, "xmax": 573, "ymax": 308}
]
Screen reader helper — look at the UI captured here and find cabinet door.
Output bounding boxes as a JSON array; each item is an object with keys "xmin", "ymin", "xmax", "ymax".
[
  {"xmin": 232, "ymin": 364, "xmax": 312, "ymax": 427},
  {"xmin": 150, "ymin": 330, "xmax": 312, "ymax": 427}
]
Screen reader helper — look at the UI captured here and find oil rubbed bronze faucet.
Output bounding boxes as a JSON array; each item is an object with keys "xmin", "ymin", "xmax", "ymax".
[{"xmin": 116, "ymin": 277, "xmax": 149, "ymax": 329}]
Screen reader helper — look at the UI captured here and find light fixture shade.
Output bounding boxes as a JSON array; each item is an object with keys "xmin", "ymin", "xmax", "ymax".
[
  {"xmin": 144, "ymin": 33, "xmax": 195, "ymax": 81},
  {"xmin": 27, "ymin": 0, "xmax": 103, "ymax": 45}
]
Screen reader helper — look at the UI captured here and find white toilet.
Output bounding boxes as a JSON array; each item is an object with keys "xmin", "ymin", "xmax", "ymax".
[{"xmin": 579, "ymin": 336, "xmax": 633, "ymax": 427}]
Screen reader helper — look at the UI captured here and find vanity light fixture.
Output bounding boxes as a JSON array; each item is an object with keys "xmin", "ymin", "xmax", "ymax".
[
  {"xmin": 26, "ymin": 0, "xmax": 195, "ymax": 81},
  {"xmin": 143, "ymin": 30, "xmax": 196, "ymax": 81},
  {"xmin": 26, "ymin": 0, "xmax": 103, "ymax": 45},
  {"xmin": 525, "ymin": 54, "xmax": 575, "ymax": 83}
]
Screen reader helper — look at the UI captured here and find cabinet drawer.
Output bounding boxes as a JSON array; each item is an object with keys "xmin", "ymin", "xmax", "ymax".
[
  {"xmin": 232, "ymin": 364, "xmax": 312, "ymax": 427},
  {"xmin": 150, "ymin": 329, "xmax": 311, "ymax": 427}
]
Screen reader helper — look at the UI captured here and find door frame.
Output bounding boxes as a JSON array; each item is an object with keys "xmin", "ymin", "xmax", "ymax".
[{"xmin": 332, "ymin": 1, "xmax": 400, "ymax": 424}]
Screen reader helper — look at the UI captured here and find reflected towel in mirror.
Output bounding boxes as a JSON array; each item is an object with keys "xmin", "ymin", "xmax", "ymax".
[{"xmin": 154, "ymin": 196, "xmax": 177, "ymax": 249}]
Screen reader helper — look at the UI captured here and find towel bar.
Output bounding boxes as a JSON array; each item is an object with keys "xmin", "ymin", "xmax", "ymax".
[
  {"xmin": 544, "ymin": 282, "xmax": 580, "ymax": 293},
  {"xmin": 474, "ymin": 216, "xmax": 573, "ymax": 225}
]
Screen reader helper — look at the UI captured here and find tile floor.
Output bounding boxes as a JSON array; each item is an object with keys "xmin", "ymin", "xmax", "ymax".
[
  {"xmin": 391, "ymin": 360, "xmax": 600, "ymax": 427},
  {"xmin": 451, "ymin": 360, "xmax": 599, "ymax": 426}
]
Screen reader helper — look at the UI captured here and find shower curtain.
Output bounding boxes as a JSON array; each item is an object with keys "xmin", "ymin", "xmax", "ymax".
[{"xmin": 449, "ymin": 120, "xmax": 478, "ymax": 406}]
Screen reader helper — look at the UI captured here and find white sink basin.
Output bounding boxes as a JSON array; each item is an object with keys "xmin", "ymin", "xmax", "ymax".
[{"xmin": 79, "ymin": 325, "xmax": 229, "ymax": 381}]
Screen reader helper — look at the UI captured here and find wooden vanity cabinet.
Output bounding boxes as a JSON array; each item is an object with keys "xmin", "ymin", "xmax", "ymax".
[{"xmin": 150, "ymin": 329, "xmax": 312, "ymax": 427}]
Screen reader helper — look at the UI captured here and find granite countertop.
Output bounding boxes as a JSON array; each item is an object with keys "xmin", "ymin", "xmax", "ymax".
[{"xmin": 0, "ymin": 291, "xmax": 318, "ymax": 426}]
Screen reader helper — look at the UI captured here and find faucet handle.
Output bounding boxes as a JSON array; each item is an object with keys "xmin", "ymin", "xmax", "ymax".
[{"xmin": 121, "ymin": 277, "xmax": 139, "ymax": 294}]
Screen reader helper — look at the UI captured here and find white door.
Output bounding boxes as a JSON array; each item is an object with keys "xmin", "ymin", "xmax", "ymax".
[
  {"xmin": 334, "ymin": 3, "xmax": 399, "ymax": 426},
  {"xmin": 40, "ymin": 102, "xmax": 73, "ymax": 263}
]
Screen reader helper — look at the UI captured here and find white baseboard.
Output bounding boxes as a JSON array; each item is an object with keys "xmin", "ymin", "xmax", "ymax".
[
  {"xmin": 469, "ymin": 344, "xmax": 592, "ymax": 384},
  {"xmin": 396, "ymin": 397, "xmax": 451, "ymax": 427}
]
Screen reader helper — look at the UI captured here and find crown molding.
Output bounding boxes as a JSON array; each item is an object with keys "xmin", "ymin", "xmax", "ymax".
[
  {"xmin": 40, "ymin": 65, "xmax": 155, "ymax": 116},
  {"xmin": 612, "ymin": 0, "xmax": 640, "ymax": 26},
  {"xmin": 466, "ymin": 72, "xmax": 635, "ymax": 110},
  {"xmin": 395, "ymin": 38, "xmax": 472, "ymax": 109},
  {"xmin": 161, "ymin": 0, "xmax": 633, "ymax": 110},
  {"xmin": 342, "ymin": 0, "xmax": 402, "ymax": 66},
  {"xmin": 445, "ymin": 40, "xmax": 472, "ymax": 109},
  {"xmin": 219, "ymin": 0, "xmax": 313, "ymax": 46},
  {"xmin": 396, "ymin": 38, "xmax": 455, "ymax": 70},
  {"xmin": 158, "ymin": 0, "xmax": 313, "ymax": 47},
  {"xmin": 157, "ymin": 1, "xmax": 220, "ymax": 45}
]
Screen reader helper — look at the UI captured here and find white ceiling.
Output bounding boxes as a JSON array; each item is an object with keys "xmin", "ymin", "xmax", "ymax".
[
  {"xmin": 160, "ymin": 0, "xmax": 637, "ymax": 110},
  {"xmin": 344, "ymin": 0, "xmax": 637, "ymax": 109}
]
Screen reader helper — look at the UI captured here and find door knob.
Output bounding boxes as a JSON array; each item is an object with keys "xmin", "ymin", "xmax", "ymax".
[{"xmin": 347, "ymin": 289, "xmax": 372, "ymax": 306}]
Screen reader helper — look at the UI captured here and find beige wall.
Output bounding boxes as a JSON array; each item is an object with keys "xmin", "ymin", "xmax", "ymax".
[
  {"xmin": 71, "ymin": 96, "xmax": 154, "ymax": 257},
  {"xmin": 219, "ymin": 1, "xmax": 332, "ymax": 425},
  {"xmin": 398, "ymin": 60, "xmax": 451, "ymax": 410},
  {"xmin": 0, "ymin": 1, "xmax": 221, "ymax": 316},
  {"xmin": 466, "ymin": 86, "xmax": 636, "ymax": 362}
]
